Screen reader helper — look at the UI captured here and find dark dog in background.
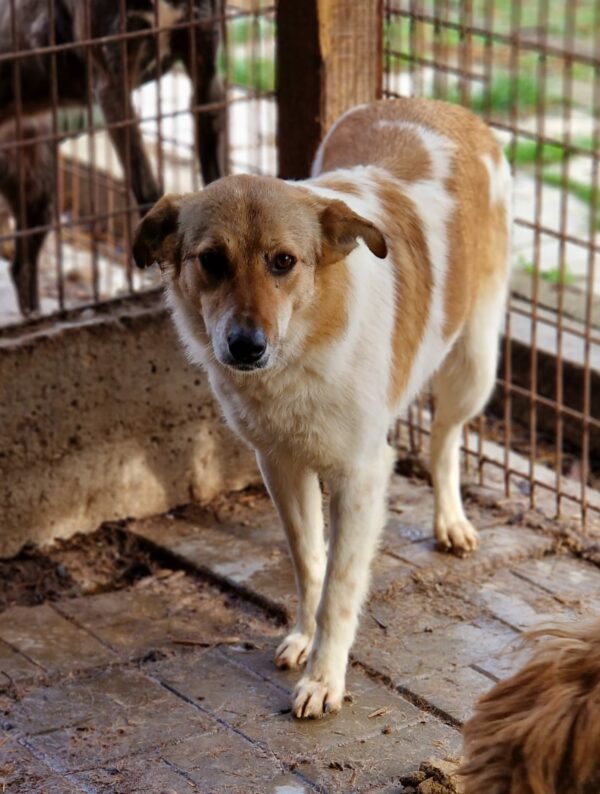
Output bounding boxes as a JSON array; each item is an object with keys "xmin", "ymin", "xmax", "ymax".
[
  {"xmin": 0, "ymin": 0, "xmax": 224, "ymax": 314},
  {"xmin": 461, "ymin": 620, "xmax": 600, "ymax": 794}
]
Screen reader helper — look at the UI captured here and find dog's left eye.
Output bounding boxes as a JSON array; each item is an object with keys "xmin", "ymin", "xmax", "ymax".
[
  {"xmin": 270, "ymin": 253, "xmax": 297, "ymax": 275},
  {"xmin": 198, "ymin": 249, "xmax": 227, "ymax": 277}
]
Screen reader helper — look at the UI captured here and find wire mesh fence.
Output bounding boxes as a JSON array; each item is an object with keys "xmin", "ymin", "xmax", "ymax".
[
  {"xmin": 1, "ymin": 0, "xmax": 598, "ymax": 527},
  {"xmin": 0, "ymin": 0, "xmax": 276, "ymax": 325},
  {"xmin": 384, "ymin": 0, "xmax": 600, "ymax": 525}
]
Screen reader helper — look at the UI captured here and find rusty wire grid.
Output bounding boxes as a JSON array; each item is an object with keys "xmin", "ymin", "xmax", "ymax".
[
  {"xmin": 0, "ymin": 0, "xmax": 275, "ymax": 324},
  {"xmin": 384, "ymin": 0, "xmax": 600, "ymax": 525},
  {"xmin": 2, "ymin": 0, "xmax": 598, "ymax": 528}
]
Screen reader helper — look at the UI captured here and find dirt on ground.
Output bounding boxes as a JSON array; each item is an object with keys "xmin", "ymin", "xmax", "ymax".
[{"xmin": 0, "ymin": 522, "xmax": 170, "ymax": 613}]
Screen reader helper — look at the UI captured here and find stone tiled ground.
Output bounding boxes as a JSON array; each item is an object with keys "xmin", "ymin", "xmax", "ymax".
[{"xmin": 1, "ymin": 474, "xmax": 600, "ymax": 793}]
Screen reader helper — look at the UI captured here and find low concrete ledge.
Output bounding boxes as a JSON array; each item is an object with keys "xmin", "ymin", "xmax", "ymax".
[{"xmin": 0, "ymin": 292, "xmax": 260, "ymax": 557}]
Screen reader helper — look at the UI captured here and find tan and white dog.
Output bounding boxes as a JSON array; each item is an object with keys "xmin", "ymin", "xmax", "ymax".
[{"xmin": 133, "ymin": 98, "xmax": 511, "ymax": 719}]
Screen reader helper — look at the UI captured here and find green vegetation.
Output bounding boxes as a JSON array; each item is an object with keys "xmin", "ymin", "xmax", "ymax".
[
  {"xmin": 218, "ymin": 51, "xmax": 274, "ymax": 93},
  {"xmin": 218, "ymin": 16, "xmax": 275, "ymax": 93},
  {"xmin": 542, "ymin": 172, "xmax": 600, "ymax": 229},
  {"xmin": 519, "ymin": 256, "xmax": 577, "ymax": 287},
  {"xmin": 448, "ymin": 72, "xmax": 540, "ymax": 115},
  {"xmin": 504, "ymin": 137, "xmax": 594, "ymax": 168},
  {"xmin": 228, "ymin": 16, "xmax": 275, "ymax": 46}
]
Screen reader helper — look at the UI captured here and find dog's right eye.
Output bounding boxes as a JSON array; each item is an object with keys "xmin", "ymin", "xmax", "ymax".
[{"xmin": 198, "ymin": 249, "xmax": 227, "ymax": 276}]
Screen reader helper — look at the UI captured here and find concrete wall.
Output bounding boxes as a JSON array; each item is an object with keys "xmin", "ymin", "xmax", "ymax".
[{"xmin": 0, "ymin": 293, "xmax": 260, "ymax": 557}]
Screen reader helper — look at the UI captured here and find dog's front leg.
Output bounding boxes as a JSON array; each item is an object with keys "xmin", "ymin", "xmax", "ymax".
[
  {"xmin": 257, "ymin": 451, "xmax": 326, "ymax": 670},
  {"xmin": 292, "ymin": 444, "xmax": 394, "ymax": 719}
]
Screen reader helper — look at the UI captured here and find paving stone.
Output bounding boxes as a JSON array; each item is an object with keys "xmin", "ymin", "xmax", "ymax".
[
  {"xmin": 297, "ymin": 716, "xmax": 462, "ymax": 793},
  {"xmin": 364, "ymin": 586, "xmax": 477, "ymax": 637},
  {"xmin": 471, "ymin": 644, "xmax": 531, "ymax": 682},
  {"xmin": 161, "ymin": 729, "xmax": 308, "ymax": 793},
  {"xmin": 0, "ymin": 738, "xmax": 78, "ymax": 794},
  {"xmin": 356, "ymin": 616, "xmax": 518, "ymax": 685},
  {"xmin": 69, "ymin": 754, "xmax": 200, "ymax": 793},
  {"xmin": 390, "ymin": 524, "xmax": 555, "ymax": 579},
  {"xmin": 239, "ymin": 680, "xmax": 425, "ymax": 763},
  {"xmin": 511, "ymin": 554, "xmax": 600, "ymax": 611},
  {"xmin": 56, "ymin": 577, "xmax": 259, "ymax": 658},
  {"xmin": 0, "ymin": 638, "xmax": 40, "ymax": 682},
  {"xmin": 12, "ymin": 668, "xmax": 215, "ymax": 772},
  {"xmin": 131, "ymin": 495, "xmax": 285, "ymax": 566},
  {"xmin": 149, "ymin": 647, "xmax": 290, "ymax": 728},
  {"xmin": 384, "ymin": 476, "xmax": 501, "ymax": 550},
  {"xmin": 403, "ymin": 665, "xmax": 494, "ymax": 724},
  {"xmin": 461, "ymin": 567, "xmax": 580, "ymax": 630},
  {"xmin": 0, "ymin": 604, "xmax": 116, "ymax": 675}
]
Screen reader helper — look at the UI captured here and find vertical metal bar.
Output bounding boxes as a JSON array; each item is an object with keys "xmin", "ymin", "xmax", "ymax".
[
  {"xmin": 528, "ymin": 0, "xmax": 551, "ymax": 509},
  {"xmin": 118, "ymin": 0, "xmax": 134, "ymax": 292},
  {"xmin": 554, "ymin": 2, "xmax": 576, "ymax": 517},
  {"xmin": 481, "ymin": 0, "xmax": 494, "ymax": 121},
  {"xmin": 47, "ymin": 0, "xmax": 64, "ymax": 311},
  {"xmin": 187, "ymin": 0, "xmax": 200, "ymax": 192},
  {"xmin": 503, "ymin": 0, "xmax": 523, "ymax": 498},
  {"xmin": 220, "ymin": 0, "xmax": 231, "ymax": 177},
  {"xmin": 458, "ymin": 0, "xmax": 473, "ymax": 108},
  {"xmin": 581, "ymin": 5, "xmax": 600, "ymax": 526},
  {"xmin": 8, "ymin": 0, "xmax": 27, "ymax": 314},
  {"xmin": 84, "ymin": 0, "xmax": 100, "ymax": 303},
  {"xmin": 154, "ymin": 0, "xmax": 165, "ymax": 196}
]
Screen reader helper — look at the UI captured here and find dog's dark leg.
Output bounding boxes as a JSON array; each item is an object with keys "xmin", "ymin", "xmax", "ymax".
[
  {"xmin": 95, "ymin": 72, "xmax": 161, "ymax": 215},
  {"xmin": 10, "ymin": 196, "xmax": 51, "ymax": 315},
  {"xmin": 0, "ymin": 125, "xmax": 54, "ymax": 315},
  {"xmin": 175, "ymin": 0, "xmax": 225, "ymax": 184}
]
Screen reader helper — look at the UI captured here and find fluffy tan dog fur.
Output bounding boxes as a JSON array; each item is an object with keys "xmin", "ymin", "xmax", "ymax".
[{"xmin": 461, "ymin": 620, "xmax": 600, "ymax": 794}]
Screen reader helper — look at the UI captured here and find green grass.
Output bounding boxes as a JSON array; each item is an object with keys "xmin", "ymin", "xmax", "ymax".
[
  {"xmin": 228, "ymin": 17, "xmax": 275, "ymax": 46},
  {"xmin": 505, "ymin": 137, "xmax": 594, "ymax": 168},
  {"xmin": 461, "ymin": 72, "xmax": 540, "ymax": 115},
  {"xmin": 519, "ymin": 256, "xmax": 577, "ymax": 287},
  {"xmin": 218, "ymin": 52, "xmax": 274, "ymax": 93},
  {"xmin": 542, "ymin": 172, "xmax": 600, "ymax": 229}
]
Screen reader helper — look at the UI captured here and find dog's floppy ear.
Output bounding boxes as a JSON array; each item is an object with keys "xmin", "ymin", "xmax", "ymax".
[
  {"xmin": 133, "ymin": 193, "xmax": 184, "ymax": 269},
  {"xmin": 318, "ymin": 199, "xmax": 387, "ymax": 265}
]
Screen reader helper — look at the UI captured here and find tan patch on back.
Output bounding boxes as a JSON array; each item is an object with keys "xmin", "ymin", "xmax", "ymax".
[
  {"xmin": 313, "ymin": 175, "xmax": 362, "ymax": 196},
  {"xmin": 316, "ymin": 98, "xmax": 510, "ymax": 352},
  {"xmin": 317, "ymin": 112, "xmax": 432, "ymax": 183},
  {"xmin": 443, "ymin": 151, "xmax": 510, "ymax": 339},
  {"xmin": 304, "ymin": 258, "xmax": 350, "ymax": 350},
  {"xmin": 373, "ymin": 174, "xmax": 433, "ymax": 407}
]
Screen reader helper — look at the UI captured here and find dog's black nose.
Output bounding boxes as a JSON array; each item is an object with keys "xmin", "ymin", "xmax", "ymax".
[{"xmin": 227, "ymin": 326, "xmax": 267, "ymax": 364}]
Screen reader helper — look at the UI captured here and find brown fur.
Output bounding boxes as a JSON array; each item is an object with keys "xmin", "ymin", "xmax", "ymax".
[
  {"xmin": 317, "ymin": 109, "xmax": 432, "ymax": 183},
  {"xmin": 312, "ymin": 98, "xmax": 507, "ymax": 404},
  {"xmin": 376, "ymin": 177, "xmax": 433, "ymax": 406},
  {"xmin": 133, "ymin": 174, "xmax": 386, "ymax": 354},
  {"xmin": 461, "ymin": 620, "xmax": 600, "ymax": 794}
]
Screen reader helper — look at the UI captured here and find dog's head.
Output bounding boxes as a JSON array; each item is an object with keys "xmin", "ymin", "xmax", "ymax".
[{"xmin": 133, "ymin": 174, "xmax": 386, "ymax": 372}]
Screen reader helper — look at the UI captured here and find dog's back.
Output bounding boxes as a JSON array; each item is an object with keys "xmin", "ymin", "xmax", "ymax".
[{"xmin": 307, "ymin": 98, "xmax": 511, "ymax": 414}]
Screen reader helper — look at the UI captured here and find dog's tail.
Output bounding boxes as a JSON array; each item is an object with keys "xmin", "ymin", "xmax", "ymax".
[{"xmin": 460, "ymin": 619, "xmax": 600, "ymax": 794}]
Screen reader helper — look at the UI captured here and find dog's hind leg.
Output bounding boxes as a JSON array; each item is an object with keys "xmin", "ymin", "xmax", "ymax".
[
  {"xmin": 430, "ymin": 283, "xmax": 507, "ymax": 554},
  {"xmin": 257, "ymin": 450, "xmax": 326, "ymax": 671},
  {"xmin": 175, "ymin": 2, "xmax": 225, "ymax": 185},
  {"xmin": 96, "ymin": 73, "xmax": 161, "ymax": 213}
]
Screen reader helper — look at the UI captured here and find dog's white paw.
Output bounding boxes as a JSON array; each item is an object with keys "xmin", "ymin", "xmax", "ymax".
[
  {"xmin": 292, "ymin": 675, "xmax": 344, "ymax": 719},
  {"xmin": 435, "ymin": 518, "xmax": 479, "ymax": 556},
  {"xmin": 274, "ymin": 632, "xmax": 313, "ymax": 670}
]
